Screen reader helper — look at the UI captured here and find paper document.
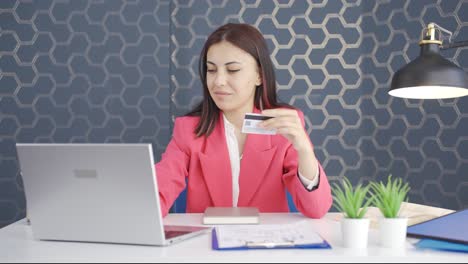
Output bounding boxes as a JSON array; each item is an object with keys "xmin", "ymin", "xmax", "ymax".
[{"xmin": 214, "ymin": 221, "xmax": 327, "ymax": 249}]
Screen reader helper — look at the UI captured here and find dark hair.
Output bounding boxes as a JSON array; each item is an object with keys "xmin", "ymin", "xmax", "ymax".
[{"xmin": 186, "ymin": 23, "xmax": 292, "ymax": 137}]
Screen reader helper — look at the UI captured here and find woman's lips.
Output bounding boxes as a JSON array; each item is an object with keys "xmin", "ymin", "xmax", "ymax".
[{"xmin": 214, "ymin": 91, "xmax": 232, "ymax": 96}]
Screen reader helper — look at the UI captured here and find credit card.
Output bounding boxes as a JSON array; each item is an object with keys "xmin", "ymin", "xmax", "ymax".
[{"xmin": 241, "ymin": 113, "xmax": 276, "ymax": 135}]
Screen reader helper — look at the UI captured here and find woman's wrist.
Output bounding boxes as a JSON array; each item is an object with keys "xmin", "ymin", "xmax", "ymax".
[
  {"xmin": 294, "ymin": 133, "xmax": 315, "ymax": 155},
  {"xmin": 295, "ymin": 132, "xmax": 319, "ymax": 179},
  {"xmin": 296, "ymin": 145, "xmax": 314, "ymax": 157}
]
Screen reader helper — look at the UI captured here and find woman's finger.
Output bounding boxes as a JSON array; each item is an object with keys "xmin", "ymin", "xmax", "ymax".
[
  {"xmin": 261, "ymin": 108, "xmax": 297, "ymax": 117},
  {"xmin": 260, "ymin": 117, "xmax": 301, "ymax": 129}
]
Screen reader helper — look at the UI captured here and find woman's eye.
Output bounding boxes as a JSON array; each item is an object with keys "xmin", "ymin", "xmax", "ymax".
[
  {"xmin": 207, "ymin": 69, "xmax": 216, "ymax": 73},
  {"xmin": 227, "ymin": 69, "xmax": 240, "ymax": 73}
]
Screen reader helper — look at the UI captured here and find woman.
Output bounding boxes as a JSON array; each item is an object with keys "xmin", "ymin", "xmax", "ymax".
[{"xmin": 156, "ymin": 23, "xmax": 332, "ymax": 218}]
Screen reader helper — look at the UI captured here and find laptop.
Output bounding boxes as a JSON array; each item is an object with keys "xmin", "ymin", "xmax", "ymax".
[
  {"xmin": 407, "ymin": 209, "xmax": 468, "ymax": 245},
  {"xmin": 16, "ymin": 143, "xmax": 211, "ymax": 246}
]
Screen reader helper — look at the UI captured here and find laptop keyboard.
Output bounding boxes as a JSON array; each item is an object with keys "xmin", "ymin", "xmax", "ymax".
[{"xmin": 164, "ymin": 230, "xmax": 191, "ymax": 239}]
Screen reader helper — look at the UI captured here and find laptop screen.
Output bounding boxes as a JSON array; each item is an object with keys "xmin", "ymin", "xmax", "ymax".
[
  {"xmin": 407, "ymin": 209, "xmax": 468, "ymax": 244},
  {"xmin": 17, "ymin": 144, "xmax": 169, "ymax": 246}
]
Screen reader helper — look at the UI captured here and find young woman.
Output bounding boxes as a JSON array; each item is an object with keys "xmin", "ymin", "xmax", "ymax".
[{"xmin": 155, "ymin": 23, "xmax": 332, "ymax": 218}]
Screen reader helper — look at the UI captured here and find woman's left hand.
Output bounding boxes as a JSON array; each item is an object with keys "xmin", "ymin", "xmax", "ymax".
[{"xmin": 259, "ymin": 109, "xmax": 312, "ymax": 153}]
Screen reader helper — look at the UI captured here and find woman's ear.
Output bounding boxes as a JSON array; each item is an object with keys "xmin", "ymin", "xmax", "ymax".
[{"xmin": 255, "ymin": 69, "xmax": 262, "ymax": 86}]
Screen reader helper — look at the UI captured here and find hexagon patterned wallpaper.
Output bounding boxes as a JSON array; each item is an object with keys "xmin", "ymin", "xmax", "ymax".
[{"xmin": 1, "ymin": 0, "xmax": 468, "ymax": 228}]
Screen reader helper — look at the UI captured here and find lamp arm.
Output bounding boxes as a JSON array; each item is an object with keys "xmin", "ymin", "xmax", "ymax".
[
  {"xmin": 441, "ymin": 40, "xmax": 468, "ymax": 50},
  {"xmin": 427, "ymin": 23, "xmax": 468, "ymax": 50}
]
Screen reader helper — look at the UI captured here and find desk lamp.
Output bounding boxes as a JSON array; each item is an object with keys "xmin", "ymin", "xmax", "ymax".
[
  {"xmin": 389, "ymin": 23, "xmax": 468, "ymax": 99},
  {"xmin": 387, "ymin": 23, "xmax": 467, "ymax": 224}
]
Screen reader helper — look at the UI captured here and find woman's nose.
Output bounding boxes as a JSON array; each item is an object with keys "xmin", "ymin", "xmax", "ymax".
[{"xmin": 214, "ymin": 72, "xmax": 227, "ymax": 86}]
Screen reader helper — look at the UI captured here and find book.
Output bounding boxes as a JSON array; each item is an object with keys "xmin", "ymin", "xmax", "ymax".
[
  {"xmin": 211, "ymin": 221, "xmax": 331, "ymax": 250},
  {"xmin": 203, "ymin": 207, "xmax": 260, "ymax": 225}
]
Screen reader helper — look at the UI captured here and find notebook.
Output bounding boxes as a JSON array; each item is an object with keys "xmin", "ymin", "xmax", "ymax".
[
  {"xmin": 211, "ymin": 221, "xmax": 331, "ymax": 250},
  {"xmin": 203, "ymin": 207, "xmax": 260, "ymax": 225},
  {"xmin": 406, "ymin": 208, "xmax": 468, "ymax": 245}
]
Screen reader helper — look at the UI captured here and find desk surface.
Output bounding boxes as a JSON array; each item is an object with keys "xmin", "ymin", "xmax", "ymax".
[{"xmin": 0, "ymin": 213, "xmax": 466, "ymax": 263}]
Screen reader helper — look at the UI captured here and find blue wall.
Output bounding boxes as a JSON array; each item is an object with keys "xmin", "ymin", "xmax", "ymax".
[{"xmin": 1, "ymin": 0, "xmax": 468, "ymax": 227}]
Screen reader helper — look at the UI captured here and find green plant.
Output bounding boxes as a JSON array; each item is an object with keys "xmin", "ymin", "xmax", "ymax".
[
  {"xmin": 370, "ymin": 175, "xmax": 410, "ymax": 218},
  {"xmin": 332, "ymin": 178, "xmax": 373, "ymax": 219}
]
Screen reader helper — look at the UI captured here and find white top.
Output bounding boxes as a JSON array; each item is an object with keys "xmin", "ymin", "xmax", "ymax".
[{"xmin": 223, "ymin": 115, "xmax": 319, "ymax": 207}]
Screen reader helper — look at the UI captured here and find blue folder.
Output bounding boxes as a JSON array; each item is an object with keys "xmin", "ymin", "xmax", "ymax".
[
  {"xmin": 415, "ymin": 239, "xmax": 468, "ymax": 253},
  {"xmin": 211, "ymin": 228, "xmax": 332, "ymax": 250},
  {"xmin": 407, "ymin": 208, "xmax": 468, "ymax": 245}
]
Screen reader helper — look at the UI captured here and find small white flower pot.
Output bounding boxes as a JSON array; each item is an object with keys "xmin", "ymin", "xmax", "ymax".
[
  {"xmin": 341, "ymin": 218, "xmax": 370, "ymax": 249},
  {"xmin": 378, "ymin": 217, "xmax": 408, "ymax": 248}
]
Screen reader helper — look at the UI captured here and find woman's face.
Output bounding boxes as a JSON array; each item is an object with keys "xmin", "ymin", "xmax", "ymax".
[{"xmin": 206, "ymin": 41, "xmax": 262, "ymax": 114}]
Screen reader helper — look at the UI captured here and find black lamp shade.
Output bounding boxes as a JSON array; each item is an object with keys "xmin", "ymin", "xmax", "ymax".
[{"xmin": 390, "ymin": 44, "xmax": 468, "ymax": 99}]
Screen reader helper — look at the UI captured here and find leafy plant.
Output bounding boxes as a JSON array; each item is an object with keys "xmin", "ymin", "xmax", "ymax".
[
  {"xmin": 332, "ymin": 177, "xmax": 373, "ymax": 219},
  {"xmin": 369, "ymin": 175, "xmax": 410, "ymax": 218}
]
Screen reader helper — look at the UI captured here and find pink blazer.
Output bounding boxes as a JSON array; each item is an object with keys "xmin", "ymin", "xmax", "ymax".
[{"xmin": 155, "ymin": 109, "xmax": 332, "ymax": 218}]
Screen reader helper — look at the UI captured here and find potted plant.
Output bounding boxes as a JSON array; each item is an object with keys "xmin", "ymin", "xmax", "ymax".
[
  {"xmin": 370, "ymin": 174, "xmax": 410, "ymax": 248},
  {"xmin": 332, "ymin": 177, "xmax": 373, "ymax": 249}
]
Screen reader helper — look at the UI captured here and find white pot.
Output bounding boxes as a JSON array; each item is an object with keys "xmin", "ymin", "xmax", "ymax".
[
  {"xmin": 378, "ymin": 217, "xmax": 408, "ymax": 248},
  {"xmin": 341, "ymin": 218, "xmax": 370, "ymax": 249}
]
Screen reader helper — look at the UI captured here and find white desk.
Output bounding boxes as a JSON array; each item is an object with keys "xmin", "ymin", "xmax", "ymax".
[{"xmin": 0, "ymin": 213, "xmax": 466, "ymax": 263}]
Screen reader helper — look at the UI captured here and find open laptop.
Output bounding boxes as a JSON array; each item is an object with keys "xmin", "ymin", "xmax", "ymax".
[{"xmin": 16, "ymin": 143, "xmax": 211, "ymax": 246}]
